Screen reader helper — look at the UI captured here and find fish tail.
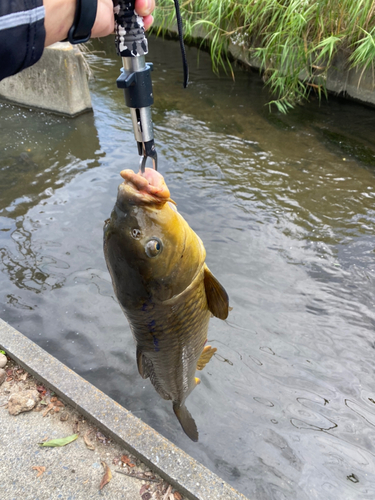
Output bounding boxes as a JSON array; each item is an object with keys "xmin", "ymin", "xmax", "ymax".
[{"xmin": 173, "ymin": 403, "xmax": 198, "ymax": 442}]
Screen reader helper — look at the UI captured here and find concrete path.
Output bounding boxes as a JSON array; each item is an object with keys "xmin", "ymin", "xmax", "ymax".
[{"xmin": 0, "ymin": 356, "xmax": 181, "ymax": 500}]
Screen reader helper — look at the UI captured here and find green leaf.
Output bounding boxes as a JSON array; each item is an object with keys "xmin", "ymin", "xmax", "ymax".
[
  {"xmin": 0, "ymin": 350, "xmax": 6, "ymax": 355},
  {"xmin": 39, "ymin": 434, "xmax": 79, "ymax": 447}
]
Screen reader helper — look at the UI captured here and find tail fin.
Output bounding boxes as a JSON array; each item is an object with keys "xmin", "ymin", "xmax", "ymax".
[{"xmin": 173, "ymin": 403, "xmax": 199, "ymax": 442}]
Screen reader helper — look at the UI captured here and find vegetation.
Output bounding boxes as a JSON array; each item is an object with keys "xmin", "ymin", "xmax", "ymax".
[{"xmin": 153, "ymin": 0, "xmax": 375, "ymax": 112}]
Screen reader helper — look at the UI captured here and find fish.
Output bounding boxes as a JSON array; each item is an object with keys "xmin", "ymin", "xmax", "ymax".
[{"xmin": 103, "ymin": 168, "xmax": 230, "ymax": 441}]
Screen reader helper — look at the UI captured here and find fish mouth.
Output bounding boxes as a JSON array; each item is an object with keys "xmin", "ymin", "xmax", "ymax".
[{"xmin": 117, "ymin": 168, "xmax": 175, "ymax": 207}]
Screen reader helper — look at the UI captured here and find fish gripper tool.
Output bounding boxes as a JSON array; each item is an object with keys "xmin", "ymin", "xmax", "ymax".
[{"xmin": 114, "ymin": 0, "xmax": 189, "ymax": 174}]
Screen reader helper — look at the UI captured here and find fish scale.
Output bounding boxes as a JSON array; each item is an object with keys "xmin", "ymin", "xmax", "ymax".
[{"xmin": 127, "ymin": 266, "xmax": 211, "ymax": 404}]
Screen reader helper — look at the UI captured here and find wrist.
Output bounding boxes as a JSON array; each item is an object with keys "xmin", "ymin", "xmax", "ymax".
[{"xmin": 44, "ymin": 0, "xmax": 76, "ymax": 46}]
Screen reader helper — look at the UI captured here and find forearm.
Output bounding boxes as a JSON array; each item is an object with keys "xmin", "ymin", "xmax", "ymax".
[{"xmin": 0, "ymin": 0, "xmax": 46, "ymax": 81}]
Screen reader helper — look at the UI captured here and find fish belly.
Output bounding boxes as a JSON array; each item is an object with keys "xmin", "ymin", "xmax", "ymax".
[{"xmin": 126, "ymin": 275, "xmax": 210, "ymax": 405}]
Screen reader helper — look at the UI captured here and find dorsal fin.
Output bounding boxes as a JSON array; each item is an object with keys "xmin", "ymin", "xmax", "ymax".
[{"xmin": 203, "ymin": 264, "xmax": 230, "ymax": 320}]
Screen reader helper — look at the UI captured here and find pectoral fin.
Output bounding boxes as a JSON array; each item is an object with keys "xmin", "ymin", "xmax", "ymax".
[
  {"xmin": 196, "ymin": 345, "xmax": 217, "ymax": 370},
  {"xmin": 173, "ymin": 403, "xmax": 198, "ymax": 442},
  {"xmin": 204, "ymin": 264, "xmax": 230, "ymax": 320}
]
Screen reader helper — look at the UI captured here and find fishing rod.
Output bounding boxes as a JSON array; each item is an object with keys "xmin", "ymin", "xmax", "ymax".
[{"xmin": 113, "ymin": 0, "xmax": 188, "ymax": 174}]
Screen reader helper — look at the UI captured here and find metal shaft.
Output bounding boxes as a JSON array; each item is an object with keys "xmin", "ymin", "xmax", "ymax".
[{"xmin": 122, "ymin": 56, "xmax": 154, "ymax": 145}]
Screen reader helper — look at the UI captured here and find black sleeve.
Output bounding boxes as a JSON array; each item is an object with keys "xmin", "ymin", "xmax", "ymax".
[{"xmin": 0, "ymin": 0, "xmax": 46, "ymax": 81}]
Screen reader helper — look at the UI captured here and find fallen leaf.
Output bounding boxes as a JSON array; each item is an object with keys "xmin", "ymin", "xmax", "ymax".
[
  {"xmin": 39, "ymin": 434, "xmax": 79, "ymax": 447},
  {"xmin": 163, "ymin": 485, "xmax": 172, "ymax": 500},
  {"xmin": 96, "ymin": 431, "xmax": 107, "ymax": 442},
  {"xmin": 50, "ymin": 397, "xmax": 57, "ymax": 402},
  {"xmin": 53, "ymin": 407, "xmax": 60, "ymax": 413},
  {"xmin": 99, "ymin": 461, "xmax": 112, "ymax": 490},
  {"xmin": 60, "ymin": 412, "xmax": 69, "ymax": 422},
  {"xmin": 36, "ymin": 385, "xmax": 46, "ymax": 393},
  {"xmin": 121, "ymin": 455, "xmax": 135, "ymax": 467},
  {"xmin": 19, "ymin": 372, "xmax": 28, "ymax": 381},
  {"xmin": 6, "ymin": 377, "xmax": 12, "ymax": 382},
  {"xmin": 84, "ymin": 431, "xmax": 95, "ymax": 451},
  {"xmin": 54, "ymin": 400, "xmax": 65, "ymax": 407},
  {"xmin": 73, "ymin": 420, "xmax": 80, "ymax": 434},
  {"xmin": 140, "ymin": 484, "xmax": 150, "ymax": 495},
  {"xmin": 174, "ymin": 493, "xmax": 182, "ymax": 500},
  {"xmin": 43, "ymin": 403, "xmax": 54, "ymax": 417},
  {"xmin": 32, "ymin": 466, "xmax": 46, "ymax": 478}
]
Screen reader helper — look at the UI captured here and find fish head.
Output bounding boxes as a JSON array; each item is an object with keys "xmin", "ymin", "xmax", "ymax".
[{"xmin": 104, "ymin": 168, "xmax": 206, "ymax": 307}]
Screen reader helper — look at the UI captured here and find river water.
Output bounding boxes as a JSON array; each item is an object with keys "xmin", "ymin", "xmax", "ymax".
[{"xmin": 1, "ymin": 36, "xmax": 375, "ymax": 499}]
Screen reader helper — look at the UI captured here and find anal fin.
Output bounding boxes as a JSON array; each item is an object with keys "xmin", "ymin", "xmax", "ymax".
[
  {"xmin": 136, "ymin": 346, "xmax": 149, "ymax": 379},
  {"xmin": 196, "ymin": 345, "xmax": 217, "ymax": 371},
  {"xmin": 173, "ymin": 403, "xmax": 198, "ymax": 442}
]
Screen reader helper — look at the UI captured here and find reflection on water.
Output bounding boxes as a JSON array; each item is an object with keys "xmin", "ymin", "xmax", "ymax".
[{"xmin": 1, "ymin": 35, "xmax": 375, "ymax": 498}]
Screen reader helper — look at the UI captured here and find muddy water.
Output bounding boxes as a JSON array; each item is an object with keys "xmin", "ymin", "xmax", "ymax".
[{"xmin": 1, "ymin": 35, "xmax": 375, "ymax": 499}]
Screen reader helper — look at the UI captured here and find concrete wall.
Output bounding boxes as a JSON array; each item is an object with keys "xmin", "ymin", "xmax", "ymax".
[
  {"xmin": 0, "ymin": 42, "xmax": 92, "ymax": 116},
  {"xmin": 156, "ymin": 24, "xmax": 375, "ymax": 108},
  {"xmin": 229, "ymin": 41, "xmax": 375, "ymax": 107}
]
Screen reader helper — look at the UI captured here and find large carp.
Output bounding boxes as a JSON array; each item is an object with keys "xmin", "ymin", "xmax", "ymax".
[{"xmin": 103, "ymin": 168, "xmax": 229, "ymax": 441}]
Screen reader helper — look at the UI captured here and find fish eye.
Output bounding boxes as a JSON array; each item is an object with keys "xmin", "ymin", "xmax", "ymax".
[{"xmin": 145, "ymin": 238, "xmax": 163, "ymax": 258}]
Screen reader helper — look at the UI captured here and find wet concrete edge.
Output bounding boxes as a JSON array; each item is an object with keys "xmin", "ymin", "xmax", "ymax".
[{"xmin": 0, "ymin": 318, "xmax": 248, "ymax": 500}]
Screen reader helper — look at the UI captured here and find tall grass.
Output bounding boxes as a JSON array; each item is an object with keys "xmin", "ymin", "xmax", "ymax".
[{"xmin": 153, "ymin": 0, "xmax": 375, "ymax": 112}]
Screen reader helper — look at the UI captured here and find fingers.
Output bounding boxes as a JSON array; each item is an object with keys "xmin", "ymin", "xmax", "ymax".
[
  {"xmin": 135, "ymin": 0, "xmax": 155, "ymax": 18},
  {"xmin": 143, "ymin": 14, "xmax": 154, "ymax": 31},
  {"xmin": 92, "ymin": 0, "xmax": 155, "ymax": 40}
]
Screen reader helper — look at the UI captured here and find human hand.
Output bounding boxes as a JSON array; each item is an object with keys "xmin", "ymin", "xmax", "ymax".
[
  {"xmin": 92, "ymin": 0, "xmax": 155, "ymax": 38},
  {"xmin": 44, "ymin": 0, "xmax": 155, "ymax": 47}
]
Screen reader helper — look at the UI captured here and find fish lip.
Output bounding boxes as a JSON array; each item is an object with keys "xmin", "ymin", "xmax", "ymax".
[
  {"xmin": 117, "ymin": 178, "xmax": 174, "ymax": 208},
  {"xmin": 117, "ymin": 168, "xmax": 174, "ymax": 207},
  {"xmin": 116, "ymin": 182, "xmax": 166, "ymax": 208}
]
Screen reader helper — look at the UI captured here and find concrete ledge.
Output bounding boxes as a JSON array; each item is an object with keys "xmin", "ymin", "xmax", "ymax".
[
  {"xmin": 0, "ymin": 43, "xmax": 92, "ymax": 116},
  {"xmin": 0, "ymin": 318, "xmax": 248, "ymax": 500}
]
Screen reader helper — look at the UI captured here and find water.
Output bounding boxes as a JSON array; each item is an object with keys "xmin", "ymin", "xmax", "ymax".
[{"xmin": 1, "ymin": 35, "xmax": 375, "ymax": 499}]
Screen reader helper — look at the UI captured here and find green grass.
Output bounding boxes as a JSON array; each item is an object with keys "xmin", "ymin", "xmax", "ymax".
[{"xmin": 153, "ymin": 0, "xmax": 375, "ymax": 112}]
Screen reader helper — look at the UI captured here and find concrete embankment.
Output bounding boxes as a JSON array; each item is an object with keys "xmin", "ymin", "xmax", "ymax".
[
  {"xmin": 228, "ymin": 42, "xmax": 375, "ymax": 108},
  {"xmin": 0, "ymin": 318, "xmax": 248, "ymax": 500},
  {"xmin": 156, "ymin": 25, "xmax": 375, "ymax": 108},
  {"xmin": 0, "ymin": 42, "xmax": 92, "ymax": 116}
]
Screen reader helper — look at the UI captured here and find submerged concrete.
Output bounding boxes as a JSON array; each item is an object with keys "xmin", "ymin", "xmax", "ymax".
[
  {"xmin": 0, "ymin": 43, "xmax": 92, "ymax": 116},
  {"xmin": 0, "ymin": 318, "xmax": 248, "ymax": 500}
]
